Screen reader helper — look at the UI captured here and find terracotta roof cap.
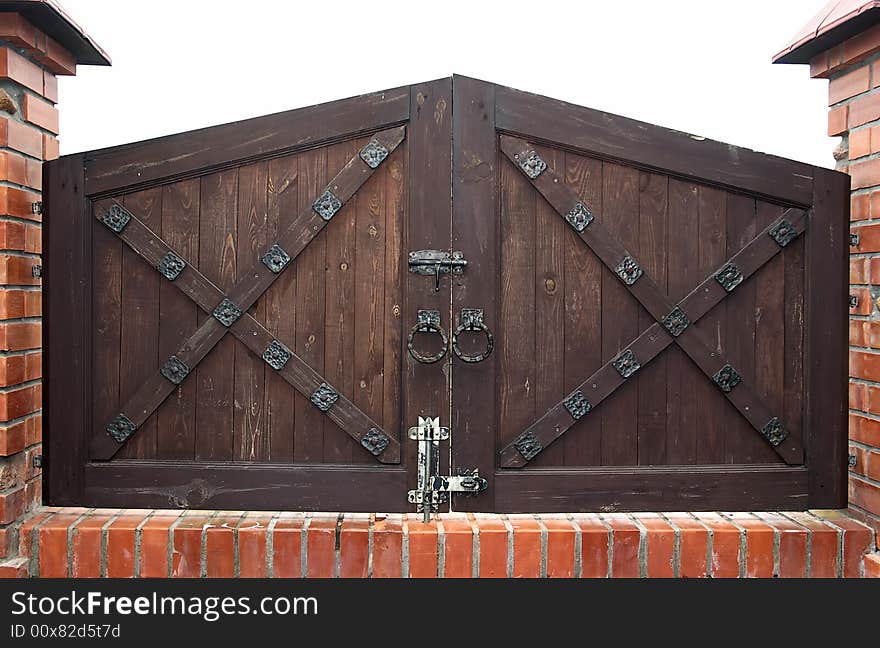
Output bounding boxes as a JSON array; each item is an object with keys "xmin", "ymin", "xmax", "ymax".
[{"xmin": 774, "ymin": 0, "xmax": 880, "ymax": 64}]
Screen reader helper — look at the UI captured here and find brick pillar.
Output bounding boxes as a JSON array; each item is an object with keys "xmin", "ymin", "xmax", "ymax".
[{"xmin": 0, "ymin": 6, "xmax": 107, "ymax": 570}]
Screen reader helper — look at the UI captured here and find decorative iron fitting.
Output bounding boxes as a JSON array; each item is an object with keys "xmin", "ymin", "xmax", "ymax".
[
  {"xmin": 851, "ymin": 233, "xmax": 860, "ymax": 247},
  {"xmin": 261, "ymin": 244, "xmax": 291, "ymax": 274},
  {"xmin": 157, "ymin": 251, "xmax": 186, "ymax": 281},
  {"xmin": 361, "ymin": 427, "xmax": 390, "ymax": 456},
  {"xmin": 514, "ymin": 431, "xmax": 543, "ymax": 461},
  {"xmin": 661, "ymin": 306, "xmax": 690, "ymax": 337},
  {"xmin": 212, "ymin": 298, "xmax": 243, "ymax": 327},
  {"xmin": 614, "ymin": 255, "xmax": 643, "ymax": 286},
  {"xmin": 564, "ymin": 202, "xmax": 594, "ymax": 232},
  {"xmin": 101, "ymin": 204, "xmax": 132, "ymax": 233},
  {"xmin": 359, "ymin": 139, "xmax": 389, "ymax": 169},
  {"xmin": 768, "ymin": 219, "xmax": 797, "ymax": 247},
  {"xmin": 712, "ymin": 363, "xmax": 741, "ymax": 393},
  {"xmin": 563, "ymin": 390, "xmax": 592, "ymax": 420},
  {"xmin": 850, "ymin": 294, "xmax": 860, "ymax": 308},
  {"xmin": 160, "ymin": 355, "xmax": 190, "ymax": 385},
  {"xmin": 106, "ymin": 413, "xmax": 136, "ymax": 443},
  {"xmin": 418, "ymin": 309, "xmax": 441, "ymax": 328},
  {"xmin": 262, "ymin": 339, "xmax": 292, "ymax": 371},
  {"xmin": 31, "ymin": 201, "xmax": 42, "ymax": 215},
  {"xmin": 310, "ymin": 382, "xmax": 339, "ymax": 412},
  {"xmin": 515, "ymin": 150, "xmax": 547, "ymax": 179},
  {"xmin": 612, "ymin": 349, "xmax": 640, "ymax": 378},
  {"xmin": 760, "ymin": 416, "xmax": 788, "ymax": 447},
  {"xmin": 313, "ymin": 189, "xmax": 342, "ymax": 220},
  {"xmin": 714, "ymin": 262, "xmax": 743, "ymax": 292}
]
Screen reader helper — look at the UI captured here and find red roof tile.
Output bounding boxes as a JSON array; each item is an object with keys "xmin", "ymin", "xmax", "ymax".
[{"xmin": 774, "ymin": 0, "xmax": 880, "ymax": 64}]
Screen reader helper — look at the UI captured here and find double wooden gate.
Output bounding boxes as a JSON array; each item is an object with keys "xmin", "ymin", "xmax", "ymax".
[{"xmin": 45, "ymin": 76, "xmax": 848, "ymax": 512}]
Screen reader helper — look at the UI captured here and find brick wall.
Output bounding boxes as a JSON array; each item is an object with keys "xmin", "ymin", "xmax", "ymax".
[
  {"xmin": 810, "ymin": 22, "xmax": 880, "ymax": 543},
  {"xmin": 0, "ymin": 11, "xmax": 74, "ymax": 565}
]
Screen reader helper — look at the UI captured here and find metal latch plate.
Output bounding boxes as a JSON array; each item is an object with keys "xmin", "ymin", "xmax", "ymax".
[{"xmin": 407, "ymin": 250, "xmax": 467, "ymax": 275}]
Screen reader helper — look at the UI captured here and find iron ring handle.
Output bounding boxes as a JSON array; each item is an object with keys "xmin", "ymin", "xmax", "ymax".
[
  {"xmin": 407, "ymin": 311, "xmax": 449, "ymax": 364},
  {"xmin": 451, "ymin": 309, "xmax": 494, "ymax": 364}
]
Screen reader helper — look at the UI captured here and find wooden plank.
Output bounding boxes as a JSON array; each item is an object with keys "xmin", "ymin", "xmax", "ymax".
[
  {"xmin": 494, "ymin": 466, "xmax": 809, "ymax": 512},
  {"xmin": 451, "ymin": 75, "xmax": 496, "ymax": 507},
  {"xmin": 352, "ymin": 138, "xmax": 386, "ymax": 465},
  {"xmin": 264, "ymin": 154, "xmax": 298, "ymax": 462},
  {"xmin": 233, "ymin": 161, "xmax": 269, "ymax": 461},
  {"xmin": 294, "ymin": 146, "xmax": 327, "ymax": 463},
  {"xmin": 563, "ymin": 152, "xmax": 603, "ymax": 466},
  {"xmin": 807, "ymin": 168, "xmax": 849, "ymax": 508},
  {"xmin": 84, "ymin": 84, "xmax": 411, "ymax": 196},
  {"xmin": 44, "ymin": 154, "xmax": 88, "ymax": 504},
  {"xmin": 195, "ymin": 168, "xmax": 238, "ymax": 462},
  {"xmin": 84, "ymin": 463, "xmax": 407, "ymax": 511},
  {"xmin": 323, "ymin": 139, "xmax": 359, "ymax": 464},
  {"xmin": 600, "ymin": 161, "xmax": 639, "ymax": 466},
  {"xmin": 118, "ymin": 188, "xmax": 162, "ymax": 460},
  {"xmin": 637, "ymin": 172, "xmax": 668, "ymax": 465},
  {"xmin": 783, "ymin": 224, "xmax": 806, "ymax": 468},
  {"xmin": 533, "ymin": 144, "xmax": 565, "ymax": 466},
  {"xmin": 695, "ymin": 186, "xmax": 727, "ymax": 464},
  {"xmin": 404, "ymin": 79, "xmax": 453, "ymax": 494},
  {"xmin": 494, "ymin": 82, "xmax": 814, "ymax": 206},
  {"xmin": 157, "ymin": 179, "xmax": 199, "ymax": 459}
]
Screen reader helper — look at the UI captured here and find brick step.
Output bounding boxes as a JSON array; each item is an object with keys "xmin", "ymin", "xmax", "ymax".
[{"xmin": 4, "ymin": 507, "xmax": 876, "ymax": 579}]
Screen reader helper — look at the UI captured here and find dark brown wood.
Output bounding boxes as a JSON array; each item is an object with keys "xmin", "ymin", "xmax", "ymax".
[
  {"xmin": 84, "ymin": 85, "xmax": 411, "ymax": 196},
  {"xmin": 44, "ymin": 154, "xmax": 88, "ymax": 506},
  {"xmin": 494, "ymin": 83, "xmax": 814, "ymax": 206}
]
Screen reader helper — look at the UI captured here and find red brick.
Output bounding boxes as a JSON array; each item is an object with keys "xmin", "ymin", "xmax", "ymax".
[
  {"xmin": 571, "ymin": 513, "xmax": 609, "ymax": 578},
  {"xmin": 849, "ymin": 477, "xmax": 880, "ymax": 524},
  {"xmin": 755, "ymin": 512, "xmax": 808, "ymax": 578},
  {"xmin": 0, "ymin": 523, "xmax": 15, "ymax": 558},
  {"xmin": 810, "ymin": 51, "xmax": 830, "ymax": 78},
  {"xmin": 850, "ymin": 127, "xmax": 872, "ymax": 158},
  {"xmin": 0, "ymin": 254, "xmax": 41, "ymax": 285},
  {"xmin": 849, "ymin": 90, "xmax": 880, "ymax": 129},
  {"xmin": 508, "ymin": 515, "xmax": 541, "ymax": 578},
  {"xmin": 0, "ymin": 186, "xmax": 40, "ymax": 222},
  {"xmin": 23, "ymin": 474, "xmax": 40, "ymax": 511},
  {"xmin": 271, "ymin": 513, "xmax": 304, "ymax": 578},
  {"xmin": 542, "ymin": 516, "xmax": 576, "ymax": 578},
  {"xmin": 473, "ymin": 514, "xmax": 508, "ymax": 578},
  {"xmin": 851, "ymin": 349, "xmax": 880, "ymax": 381},
  {"xmin": 24, "ymin": 224, "xmax": 40, "ymax": 253},
  {"xmin": 70, "ymin": 510, "xmax": 119, "ymax": 577},
  {"xmin": 26, "ymin": 413, "xmax": 40, "ymax": 446},
  {"xmin": 694, "ymin": 512, "xmax": 741, "ymax": 578},
  {"xmin": 42, "ymin": 70, "xmax": 57, "ymax": 104},
  {"xmin": 842, "ymin": 24, "xmax": 880, "ymax": 70},
  {"xmin": 851, "ymin": 413, "xmax": 880, "ymax": 446},
  {"xmin": 813, "ymin": 510, "xmax": 875, "ymax": 577},
  {"xmin": 0, "ymin": 486, "xmax": 24, "ymax": 524},
  {"xmin": 603, "ymin": 513, "xmax": 641, "ymax": 578},
  {"xmin": 849, "ymin": 287, "xmax": 873, "ymax": 315},
  {"xmin": 783, "ymin": 512, "xmax": 840, "ymax": 577},
  {"xmin": 338, "ymin": 515, "xmax": 370, "ymax": 578},
  {"xmin": 0, "ymin": 47, "xmax": 42, "ymax": 94},
  {"xmin": 406, "ymin": 514, "xmax": 438, "ymax": 578},
  {"xmin": 633, "ymin": 513, "xmax": 675, "ymax": 578},
  {"xmin": 107, "ymin": 511, "xmax": 148, "ymax": 578},
  {"xmin": 0, "ymin": 321, "xmax": 42, "ymax": 351},
  {"xmin": 665, "ymin": 513, "xmax": 709, "ymax": 578},
  {"xmin": 850, "ymin": 444, "xmax": 868, "ymax": 477},
  {"xmin": 0, "ymin": 556, "xmax": 27, "ymax": 578},
  {"xmin": 850, "ymin": 158, "xmax": 880, "ymax": 189},
  {"xmin": 0, "ymin": 117, "xmax": 42, "ymax": 159},
  {"xmin": 865, "ymin": 552, "xmax": 880, "ymax": 577},
  {"xmin": 0, "ymin": 14, "xmax": 46, "ymax": 57},
  {"xmin": 867, "ymin": 450, "xmax": 880, "ymax": 481},
  {"xmin": 829, "ymin": 104, "xmax": 849, "ymax": 136},
  {"xmin": 371, "ymin": 514, "xmax": 402, "ymax": 578},
  {"xmin": 851, "ymin": 256, "xmax": 869, "ymax": 284},
  {"xmin": 237, "ymin": 512, "xmax": 272, "ymax": 578},
  {"xmin": 846, "ymin": 506, "xmax": 880, "ymax": 549},
  {"xmin": 21, "ymin": 94, "xmax": 58, "ymax": 135},
  {"xmin": 852, "ymin": 193, "xmax": 871, "ymax": 220},
  {"xmin": 24, "ymin": 158, "xmax": 41, "ymax": 191},
  {"xmin": 850, "ymin": 319, "xmax": 880, "ymax": 349},
  {"xmin": 170, "ymin": 514, "xmax": 209, "ymax": 578},
  {"xmin": 724, "ymin": 513, "xmax": 775, "ymax": 578},
  {"xmin": 42, "ymin": 134, "xmax": 58, "ymax": 161},
  {"xmin": 139, "ymin": 512, "xmax": 180, "ymax": 578},
  {"xmin": 34, "ymin": 36, "xmax": 76, "ymax": 76},
  {"xmin": 0, "ymin": 153, "xmax": 28, "ymax": 190},
  {"xmin": 440, "ymin": 515, "xmax": 474, "ymax": 578},
  {"xmin": 305, "ymin": 515, "xmax": 336, "ymax": 578},
  {"xmin": 205, "ymin": 512, "xmax": 242, "ymax": 578},
  {"xmin": 0, "ymin": 419, "xmax": 26, "ymax": 456},
  {"xmin": 830, "ymin": 66, "xmax": 871, "ymax": 104},
  {"xmin": 850, "ymin": 381, "xmax": 868, "ymax": 411},
  {"xmin": 0, "ymin": 383, "xmax": 40, "ymax": 420},
  {"xmin": 38, "ymin": 511, "xmax": 83, "ymax": 576}
]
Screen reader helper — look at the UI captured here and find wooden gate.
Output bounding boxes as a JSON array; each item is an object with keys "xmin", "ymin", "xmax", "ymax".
[{"xmin": 45, "ymin": 76, "xmax": 849, "ymax": 512}]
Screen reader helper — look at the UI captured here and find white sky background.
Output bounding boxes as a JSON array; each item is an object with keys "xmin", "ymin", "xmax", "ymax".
[{"xmin": 57, "ymin": 0, "xmax": 834, "ymax": 167}]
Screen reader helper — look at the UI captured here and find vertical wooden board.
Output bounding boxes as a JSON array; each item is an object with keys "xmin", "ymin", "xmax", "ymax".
[
  {"xmin": 562, "ymin": 152, "xmax": 603, "ymax": 466},
  {"xmin": 264, "ymin": 154, "xmax": 297, "ymax": 463},
  {"xmin": 694, "ymin": 186, "xmax": 727, "ymax": 464},
  {"xmin": 234, "ymin": 161, "xmax": 269, "ymax": 461},
  {"xmin": 293, "ymin": 146, "xmax": 327, "ymax": 463},
  {"xmin": 156, "ymin": 179, "xmax": 200, "ymax": 460},
  {"xmin": 723, "ymin": 193, "xmax": 764, "ymax": 463},
  {"xmin": 323, "ymin": 139, "xmax": 360, "ymax": 464},
  {"xmin": 532, "ymin": 144, "xmax": 565, "ymax": 466},
  {"xmin": 783, "ymin": 235, "xmax": 805, "ymax": 451},
  {"xmin": 404, "ymin": 79, "xmax": 452, "ymax": 494},
  {"xmin": 637, "ymin": 172, "xmax": 668, "ymax": 465},
  {"xmin": 352, "ymin": 141, "xmax": 387, "ymax": 464},
  {"xmin": 118, "ymin": 188, "xmax": 162, "ymax": 459},
  {"xmin": 498, "ymin": 158, "xmax": 536, "ymax": 450},
  {"xmin": 599, "ymin": 161, "xmax": 639, "ymax": 466},
  {"xmin": 451, "ymin": 76, "xmax": 496, "ymax": 508},
  {"xmin": 195, "ymin": 168, "xmax": 238, "ymax": 462},
  {"xmin": 754, "ymin": 200, "xmax": 786, "ymax": 464},
  {"xmin": 665, "ymin": 179, "xmax": 699, "ymax": 464}
]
